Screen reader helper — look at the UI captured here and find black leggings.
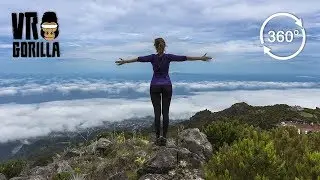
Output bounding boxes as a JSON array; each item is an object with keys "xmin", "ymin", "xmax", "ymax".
[{"xmin": 150, "ymin": 84, "xmax": 172, "ymax": 138}]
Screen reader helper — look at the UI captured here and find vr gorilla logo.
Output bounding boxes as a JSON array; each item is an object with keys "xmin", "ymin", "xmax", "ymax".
[{"xmin": 11, "ymin": 11, "xmax": 60, "ymax": 58}]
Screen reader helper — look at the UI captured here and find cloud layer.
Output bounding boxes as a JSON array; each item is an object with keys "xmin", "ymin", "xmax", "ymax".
[
  {"xmin": 0, "ymin": 88, "xmax": 320, "ymax": 143},
  {"xmin": 0, "ymin": 79, "xmax": 319, "ymax": 99}
]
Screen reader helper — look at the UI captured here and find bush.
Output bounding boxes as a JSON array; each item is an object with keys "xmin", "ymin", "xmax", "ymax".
[
  {"xmin": 204, "ymin": 122, "xmax": 320, "ymax": 180},
  {"xmin": 203, "ymin": 120, "xmax": 257, "ymax": 151},
  {"xmin": 205, "ymin": 130, "xmax": 286, "ymax": 180},
  {"xmin": 295, "ymin": 151, "xmax": 320, "ymax": 180},
  {"xmin": 0, "ymin": 159, "xmax": 26, "ymax": 179},
  {"xmin": 307, "ymin": 131, "xmax": 320, "ymax": 151}
]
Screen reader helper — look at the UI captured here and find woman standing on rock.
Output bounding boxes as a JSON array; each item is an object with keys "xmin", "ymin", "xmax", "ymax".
[{"xmin": 115, "ymin": 38, "xmax": 212, "ymax": 146}]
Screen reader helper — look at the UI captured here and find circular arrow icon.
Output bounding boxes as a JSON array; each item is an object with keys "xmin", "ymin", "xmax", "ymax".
[{"xmin": 260, "ymin": 12, "xmax": 306, "ymax": 61}]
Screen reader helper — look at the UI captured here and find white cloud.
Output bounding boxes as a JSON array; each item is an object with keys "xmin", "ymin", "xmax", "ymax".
[
  {"xmin": 0, "ymin": 88, "xmax": 17, "ymax": 96},
  {"xmin": 0, "ymin": 80, "xmax": 319, "ymax": 97},
  {"xmin": 0, "ymin": 88, "xmax": 319, "ymax": 143}
]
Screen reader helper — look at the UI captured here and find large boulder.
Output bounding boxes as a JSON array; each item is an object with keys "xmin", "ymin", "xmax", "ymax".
[
  {"xmin": 0, "ymin": 173, "xmax": 7, "ymax": 180},
  {"xmin": 82, "ymin": 138, "xmax": 113, "ymax": 156},
  {"xmin": 96, "ymin": 138, "xmax": 112, "ymax": 150},
  {"xmin": 138, "ymin": 147, "xmax": 177, "ymax": 176},
  {"xmin": 137, "ymin": 128, "xmax": 213, "ymax": 179},
  {"xmin": 95, "ymin": 138, "xmax": 113, "ymax": 155},
  {"xmin": 166, "ymin": 147, "xmax": 204, "ymax": 168},
  {"xmin": 178, "ymin": 128, "xmax": 213, "ymax": 161}
]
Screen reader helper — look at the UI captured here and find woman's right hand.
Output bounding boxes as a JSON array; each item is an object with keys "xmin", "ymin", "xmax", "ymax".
[
  {"xmin": 201, "ymin": 53, "xmax": 212, "ymax": 61},
  {"xmin": 115, "ymin": 58, "xmax": 126, "ymax": 65}
]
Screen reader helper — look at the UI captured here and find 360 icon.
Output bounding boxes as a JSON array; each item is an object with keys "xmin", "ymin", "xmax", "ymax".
[
  {"xmin": 260, "ymin": 12, "xmax": 306, "ymax": 61},
  {"xmin": 267, "ymin": 29, "xmax": 301, "ymax": 43}
]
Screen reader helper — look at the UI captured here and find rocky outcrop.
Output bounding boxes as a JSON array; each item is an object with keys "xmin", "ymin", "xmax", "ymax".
[
  {"xmin": 167, "ymin": 147, "xmax": 204, "ymax": 168},
  {"xmin": 138, "ymin": 148, "xmax": 177, "ymax": 175},
  {"xmin": 80, "ymin": 138, "xmax": 112, "ymax": 156},
  {"xmin": 19, "ymin": 159, "xmax": 72, "ymax": 180},
  {"xmin": 137, "ymin": 128, "xmax": 212, "ymax": 179},
  {"xmin": 178, "ymin": 128, "xmax": 213, "ymax": 160},
  {"xmin": 96, "ymin": 138, "xmax": 112, "ymax": 150},
  {"xmin": 0, "ymin": 173, "xmax": 7, "ymax": 180},
  {"xmin": 7, "ymin": 128, "xmax": 212, "ymax": 180}
]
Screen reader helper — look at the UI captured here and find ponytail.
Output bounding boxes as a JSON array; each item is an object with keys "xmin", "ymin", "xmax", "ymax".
[{"xmin": 154, "ymin": 38, "xmax": 166, "ymax": 54}]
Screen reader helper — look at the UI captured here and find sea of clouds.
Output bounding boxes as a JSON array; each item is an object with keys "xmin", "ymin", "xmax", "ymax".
[
  {"xmin": 0, "ymin": 78, "xmax": 319, "ymax": 98},
  {"xmin": 0, "ymin": 85, "xmax": 319, "ymax": 142}
]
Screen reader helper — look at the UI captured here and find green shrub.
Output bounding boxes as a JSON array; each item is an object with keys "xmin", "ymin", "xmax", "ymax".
[
  {"xmin": 0, "ymin": 159, "xmax": 26, "ymax": 179},
  {"xmin": 204, "ymin": 122, "xmax": 320, "ymax": 180},
  {"xmin": 203, "ymin": 120, "xmax": 256, "ymax": 151},
  {"xmin": 295, "ymin": 151, "xmax": 320, "ymax": 180},
  {"xmin": 307, "ymin": 132, "xmax": 320, "ymax": 151},
  {"xmin": 205, "ymin": 135, "xmax": 286, "ymax": 180}
]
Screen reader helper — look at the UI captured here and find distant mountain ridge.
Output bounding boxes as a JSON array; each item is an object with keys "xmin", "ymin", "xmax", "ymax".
[{"xmin": 171, "ymin": 102, "xmax": 320, "ymax": 133}]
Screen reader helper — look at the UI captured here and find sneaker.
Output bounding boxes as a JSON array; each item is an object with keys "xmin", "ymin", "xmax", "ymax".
[
  {"xmin": 159, "ymin": 136, "xmax": 167, "ymax": 146},
  {"xmin": 154, "ymin": 137, "xmax": 161, "ymax": 146}
]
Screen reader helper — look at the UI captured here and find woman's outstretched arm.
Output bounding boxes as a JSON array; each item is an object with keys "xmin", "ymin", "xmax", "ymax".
[
  {"xmin": 186, "ymin": 53, "xmax": 212, "ymax": 61},
  {"xmin": 115, "ymin": 57, "xmax": 138, "ymax": 66},
  {"xmin": 115, "ymin": 54, "xmax": 153, "ymax": 65}
]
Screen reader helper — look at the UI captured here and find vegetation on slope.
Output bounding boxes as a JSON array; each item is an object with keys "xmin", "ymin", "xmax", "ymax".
[{"xmin": 204, "ymin": 121, "xmax": 320, "ymax": 180}]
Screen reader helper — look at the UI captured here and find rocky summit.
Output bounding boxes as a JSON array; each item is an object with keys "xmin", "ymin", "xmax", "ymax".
[{"xmin": 4, "ymin": 128, "xmax": 212, "ymax": 180}]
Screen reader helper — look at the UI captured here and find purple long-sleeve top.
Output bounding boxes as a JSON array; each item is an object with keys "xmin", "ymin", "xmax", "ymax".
[{"xmin": 137, "ymin": 53, "xmax": 187, "ymax": 85}]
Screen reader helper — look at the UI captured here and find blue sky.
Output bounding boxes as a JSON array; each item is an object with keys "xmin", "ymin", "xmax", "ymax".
[{"xmin": 0, "ymin": 0, "xmax": 319, "ymax": 75}]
